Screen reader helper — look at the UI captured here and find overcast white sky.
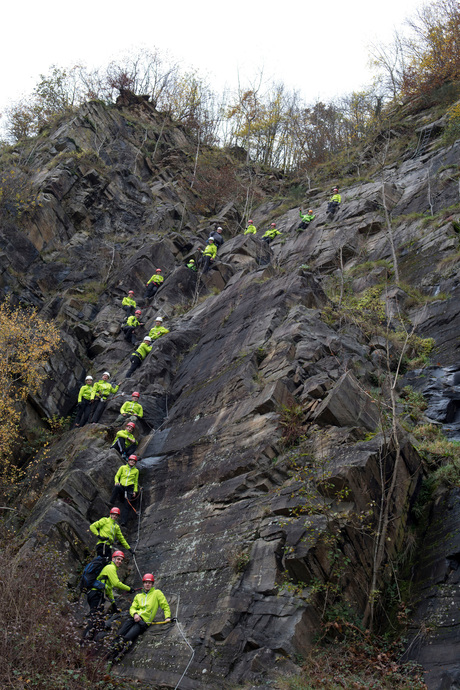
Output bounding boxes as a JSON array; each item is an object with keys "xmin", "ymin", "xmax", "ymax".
[{"xmin": 1, "ymin": 0, "xmax": 424, "ymax": 121}]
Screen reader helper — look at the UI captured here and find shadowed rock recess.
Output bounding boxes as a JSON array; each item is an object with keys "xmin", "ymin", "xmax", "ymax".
[{"xmin": 5, "ymin": 94, "xmax": 460, "ymax": 688}]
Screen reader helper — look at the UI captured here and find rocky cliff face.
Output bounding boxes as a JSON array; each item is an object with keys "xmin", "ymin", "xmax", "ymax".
[{"xmin": 3, "ymin": 94, "xmax": 460, "ymax": 688}]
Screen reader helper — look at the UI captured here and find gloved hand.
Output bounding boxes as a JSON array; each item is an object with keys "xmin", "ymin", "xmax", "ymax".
[{"xmin": 109, "ymin": 602, "xmax": 119, "ymax": 614}]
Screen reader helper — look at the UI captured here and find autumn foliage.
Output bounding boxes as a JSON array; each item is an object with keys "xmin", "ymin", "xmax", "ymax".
[{"xmin": 0, "ymin": 301, "xmax": 60, "ymax": 488}]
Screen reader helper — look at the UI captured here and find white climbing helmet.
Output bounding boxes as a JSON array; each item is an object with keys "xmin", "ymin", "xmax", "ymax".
[
  {"xmin": 144, "ymin": 336, "xmax": 152, "ymax": 342},
  {"xmin": 155, "ymin": 316, "xmax": 163, "ymax": 322},
  {"xmin": 102, "ymin": 371, "xmax": 110, "ymax": 377}
]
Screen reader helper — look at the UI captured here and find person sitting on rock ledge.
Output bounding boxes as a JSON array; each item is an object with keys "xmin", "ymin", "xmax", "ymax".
[
  {"xmin": 110, "ymin": 454, "xmax": 139, "ymax": 527},
  {"xmin": 111, "ymin": 422, "xmax": 138, "ymax": 458},
  {"xmin": 244, "ymin": 219, "xmax": 257, "ymax": 235},
  {"xmin": 297, "ymin": 208, "xmax": 315, "ymax": 231},
  {"xmin": 186, "ymin": 258, "xmax": 197, "ymax": 272},
  {"xmin": 122, "ymin": 309, "xmax": 144, "ymax": 344},
  {"xmin": 74, "ymin": 375, "xmax": 94, "ymax": 427},
  {"xmin": 327, "ymin": 187, "xmax": 341, "ymax": 217},
  {"xmin": 90, "ymin": 372, "xmax": 119, "ymax": 424},
  {"xmin": 149, "ymin": 316, "xmax": 169, "ymax": 341},
  {"xmin": 262, "ymin": 223, "xmax": 282, "ymax": 244},
  {"xmin": 90, "ymin": 507, "xmax": 131, "ymax": 560},
  {"xmin": 144, "ymin": 269, "xmax": 164, "ymax": 300},
  {"xmin": 125, "ymin": 336, "xmax": 152, "ymax": 379},
  {"xmin": 107, "ymin": 573, "xmax": 170, "ymax": 663},
  {"xmin": 122, "ymin": 290, "xmax": 137, "ymax": 316},
  {"xmin": 199, "ymin": 237, "xmax": 217, "ymax": 273},
  {"xmin": 114, "ymin": 391, "xmax": 143, "ymax": 426}
]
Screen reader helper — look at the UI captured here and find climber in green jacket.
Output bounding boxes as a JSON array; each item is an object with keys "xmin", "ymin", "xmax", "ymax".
[
  {"xmin": 244, "ymin": 219, "xmax": 257, "ymax": 235},
  {"xmin": 122, "ymin": 310, "xmax": 144, "ymax": 344},
  {"xmin": 262, "ymin": 223, "xmax": 282, "ymax": 243},
  {"xmin": 122, "ymin": 291, "xmax": 137, "ymax": 316},
  {"xmin": 125, "ymin": 336, "xmax": 152, "ymax": 379},
  {"xmin": 186, "ymin": 258, "xmax": 197, "ymax": 272},
  {"xmin": 297, "ymin": 208, "xmax": 315, "ymax": 231},
  {"xmin": 111, "ymin": 422, "xmax": 138, "ymax": 458},
  {"xmin": 145, "ymin": 269, "xmax": 164, "ymax": 299},
  {"xmin": 74, "ymin": 375, "xmax": 94, "ymax": 427},
  {"xmin": 199, "ymin": 237, "xmax": 217, "ymax": 273},
  {"xmin": 114, "ymin": 391, "xmax": 143, "ymax": 426},
  {"xmin": 108, "ymin": 573, "xmax": 170, "ymax": 660},
  {"xmin": 110, "ymin": 454, "xmax": 139, "ymax": 526},
  {"xmin": 90, "ymin": 507, "xmax": 131, "ymax": 559},
  {"xmin": 84, "ymin": 550, "xmax": 132, "ymax": 639},
  {"xmin": 149, "ymin": 316, "xmax": 169, "ymax": 340},
  {"xmin": 90, "ymin": 372, "xmax": 119, "ymax": 424},
  {"xmin": 327, "ymin": 187, "xmax": 341, "ymax": 217}
]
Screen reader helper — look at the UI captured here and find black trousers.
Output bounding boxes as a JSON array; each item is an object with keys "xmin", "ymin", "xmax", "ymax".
[
  {"xmin": 118, "ymin": 616, "xmax": 148, "ymax": 642},
  {"xmin": 110, "ymin": 485, "xmax": 136, "ymax": 525},
  {"xmin": 327, "ymin": 201, "xmax": 339, "ymax": 215},
  {"xmin": 144, "ymin": 283, "xmax": 158, "ymax": 299},
  {"xmin": 91, "ymin": 399, "xmax": 107, "ymax": 424},
  {"xmin": 123, "ymin": 326, "xmax": 136, "ymax": 344},
  {"xmin": 200, "ymin": 255, "xmax": 212, "ymax": 273},
  {"xmin": 297, "ymin": 221, "xmax": 309, "ymax": 230},
  {"xmin": 83, "ymin": 589, "xmax": 105, "ymax": 640},
  {"xmin": 125, "ymin": 354, "xmax": 142, "ymax": 378},
  {"xmin": 74, "ymin": 400, "xmax": 90, "ymax": 426},
  {"xmin": 111, "ymin": 437, "xmax": 138, "ymax": 458},
  {"xmin": 96, "ymin": 542, "xmax": 112, "ymax": 559},
  {"xmin": 122, "ymin": 305, "xmax": 135, "ymax": 316}
]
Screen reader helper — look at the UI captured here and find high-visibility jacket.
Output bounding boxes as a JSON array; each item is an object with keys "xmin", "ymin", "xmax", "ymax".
[
  {"xmin": 126, "ymin": 315, "xmax": 140, "ymax": 328},
  {"xmin": 78, "ymin": 384, "xmax": 93, "ymax": 403},
  {"xmin": 132, "ymin": 342, "xmax": 152, "ymax": 360},
  {"xmin": 94, "ymin": 561, "xmax": 131, "ymax": 602},
  {"xmin": 330, "ymin": 193, "xmax": 341, "ymax": 204},
  {"xmin": 262, "ymin": 228, "xmax": 282, "ymax": 239},
  {"xmin": 203, "ymin": 244, "xmax": 217, "ymax": 259},
  {"xmin": 130, "ymin": 587, "xmax": 171, "ymax": 624},
  {"xmin": 149, "ymin": 325, "xmax": 169, "ymax": 340},
  {"xmin": 147, "ymin": 274, "xmax": 164, "ymax": 286},
  {"xmin": 299, "ymin": 210, "xmax": 315, "ymax": 223},
  {"xmin": 91, "ymin": 380, "xmax": 119, "ymax": 401},
  {"xmin": 114, "ymin": 463, "xmax": 139, "ymax": 492},
  {"xmin": 187, "ymin": 261, "xmax": 197, "ymax": 271},
  {"xmin": 120, "ymin": 401, "xmax": 143, "ymax": 418},
  {"xmin": 122, "ymin": 296, "xmax": 136, "ymax": 308},
  {"xmin": 89, "ymin": 516, "xmax": 130, "ymax": 549},
  {"xmin": 244, "ymin": 224, "xmax": 257, "ymax": 235},
  {"xmin": 114, "ymin": 429, "xmax": 136, "ymax": 446}
]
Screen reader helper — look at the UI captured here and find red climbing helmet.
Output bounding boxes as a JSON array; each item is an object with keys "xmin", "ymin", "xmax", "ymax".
[
  {"xmin": 270, "ymin": 223, "xmax": 276, "ymax": 227},
  {"xmin": 135, "ymin": 309, "xmax": 142, "ymax": 315},
  {"xmin": 132, "ymin": 391, "xmax": 140, "ymax": 398},
  {"xmin": 142, "ymin": 573, "xmax": 155, "ymax": 583},
  {"xmin": 126, "ymin": 422, "xmax": 136, "ymax": 430},
  {"xmin": 128, "ymin": 454, "xmax": 138, "ymax": 462},
  {"xmin": 248, "ymin": 219, "xmax": 253, "ymax": 224},
  {"xmin": 110, "ymin": 507, "xmax": 121, "ymax": 516},
  {"xmin": 112, "ymin": 550, "xmax": 125, "ymax": 560},
  {"xmin": 128, "ymin": 290, "xmax": 134, "ymax": 295},
  {"xmin": 156, "ymin": 268, "xmax": 162, "ymax": 273}
]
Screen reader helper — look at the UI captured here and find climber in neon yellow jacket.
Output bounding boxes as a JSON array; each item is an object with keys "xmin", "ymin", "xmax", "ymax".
[
  {"xmin": 145, "ymin": 269, "xmax": 164, "ymax": 299},
  {"xmin": 90, "ymin": 508, "xmax": 131, "ymax": 558},
  {"xmin": 125, "ymin": 336, "xmax": 152, "ymax": 379},
  {"xmin": 200, "ymin": 237, "xmax": 217, "ymax": 273},
  {"xmin": 244, "ymin": 220, "xmax": 257, "ymax": 235},
  {"xmin": 262, "ymin": 223, "xmax": 282, "ymax": 243},
  {"xmin": 327, "ymin": 187, "xmax": 341, "ymax": 216},
  {"xmin": 90, "ymin": 372, "xmax": 119, "ymax": 424},
  {"xmin": 74, "ymin": 375, "xmax": 94, "ymax": 427},
  {"xmin": 149, "ymin": 316, "xmax": 169, "ymax": 340},
  {"xmin": 122, "ymin": 291, "xmax": 137, "ymax": 316}
]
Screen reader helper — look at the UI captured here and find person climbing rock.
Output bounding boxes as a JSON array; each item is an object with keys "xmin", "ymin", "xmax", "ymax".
[
  {"xmin": 199, "ymin": 237, "xmax": 217, "ymax": 273},
  {"xmin": 74, "ymin": 375, "xmax": 94, "ymax": 427},
  {"xmin": 114, "ymin": 391, "xmax": 143, "ymax": 426},
  {"xmin": 297, "ymin": 208, "xmax": 315, "ymax": 231},
  {"xmin": 90, "ymin": 507, "xmax": 131, "ymax": 559},
  {"xmin": 210, "ymin": 227, "xmax": 224, "ymax": 249},
  {"xmin": 144, "ymin": 269, "xmax": 164, "ymax": 300},
  {"xmin": 110, "ymin": 454, "xmax": 139, "ymax": 527},
  {"xmin": 108, "ymin": 573, "xmax": 170, "ymax": 661},
  {"xmin": 84, "ymin": 550, "xmax": 132, "ymax": 640},
  {"xmin": 111, "ymin": 422, "xmax": 138, "ymax": 458},
  {"xmin": 122, "ymin": 310, "xmax": 144, "ymax": 345},
  {"xmin": 262, "ymin": 223, "xmax": 282, "ymax": 243},
  {"xmin": 327, "ymin": 187, "xmax": 341, "ymax": 217},
  {"xmin": 244, "ymin": 219, "xmax": 257, "ymax": 235},
  {"xmin": 148, "ymin": 316, "xmax": 169, "ymax": 341},
  {"xmin": 89, "ymin": 372, "xmax": 119, "ymax": 424},
  {"xmin": 125, "ymin": 336, "xmax": 152, "ymax": 379},
  {"xmin": 186, "ymin": 258, "xmax": 197, "ymax": 272},
  {"xmin": 122, "ymin": 291, "xmax": 137, "ymax": 316}
]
